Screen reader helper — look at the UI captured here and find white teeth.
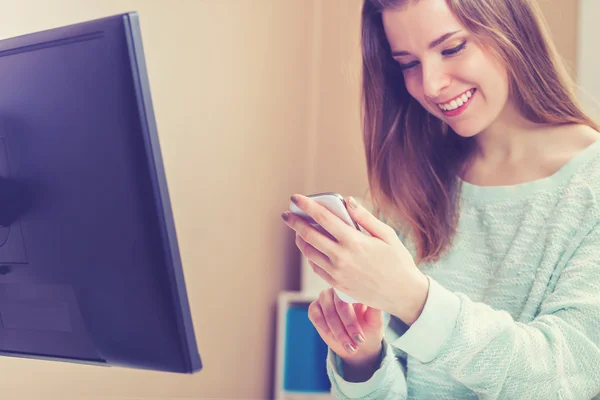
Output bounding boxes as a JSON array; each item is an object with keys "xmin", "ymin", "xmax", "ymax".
[{"xmin": 438, "ymin": 89, "xmax": 474, "ymax": 111}]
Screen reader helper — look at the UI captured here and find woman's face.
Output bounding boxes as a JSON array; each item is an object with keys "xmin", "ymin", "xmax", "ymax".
[{"xmin": 382, "ymin": 0, "xmax": 510, "ymax": 137}]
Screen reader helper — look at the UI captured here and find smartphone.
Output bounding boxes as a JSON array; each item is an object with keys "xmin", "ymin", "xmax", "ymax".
[{"xmin": 289, "ymin": 192, "xmax": 361, "ymax": 304}]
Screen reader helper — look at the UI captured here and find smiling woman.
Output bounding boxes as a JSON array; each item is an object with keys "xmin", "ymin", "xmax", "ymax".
[{"xmin": 282, "ymin": 0, "xmax": 600, "ymax": 399}]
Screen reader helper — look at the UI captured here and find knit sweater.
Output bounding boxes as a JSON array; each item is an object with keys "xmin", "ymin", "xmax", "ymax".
[{"xmin": 327, "ymin": 139, "xmax": 600, "ymax": 399}]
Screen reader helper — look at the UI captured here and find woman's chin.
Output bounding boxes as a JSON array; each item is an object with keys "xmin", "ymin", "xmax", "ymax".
[{"xmin": 449, "ymin": 121, "xmax": 486, "ymax": 138}]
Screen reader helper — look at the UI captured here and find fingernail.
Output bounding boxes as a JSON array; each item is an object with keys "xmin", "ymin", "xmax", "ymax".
[
  {"xmin": 344, "ymin": 343, "xmax": 357, "ymax": 353},
  {"xmin": 347, "ymin": 197, "xmax": 358, "ymax": 209},
  {"xmin": 354, "ymin": 334, "xmax": 365, "ymax": 344},
  {"xmin": 281, "ymin": 212, "xmax": 289, "ymax": 221},
  {"xmin": 291, "ymin": 195, "xmax": 300, "ymax": 204}
]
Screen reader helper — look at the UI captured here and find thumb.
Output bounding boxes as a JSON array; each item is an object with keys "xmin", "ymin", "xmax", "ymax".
[
  {"xmin": 346, "ymin": 196, "xmax": 394, "ymax": 242},
  {"xmin": 363, "ymin": 306, "xmax": 383, "ymax": 329},
  {"xmin": 353, "ymin": 303, "xmax": 383, "ymax": 330}
]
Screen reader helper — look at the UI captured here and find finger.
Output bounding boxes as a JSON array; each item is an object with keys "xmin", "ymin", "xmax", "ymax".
[
  {"xmin": 364, "ymin": 306, "xmax": 384, "ymax": 327},
  {"xmin": 290, "ymin": 194, "xmax": 359, "ymax": 244},
  {"xmin": 308, "ymin": 300, "xmax": 330, "ymax": 335},
  {"xmin": 308, "ymin": 301, "xmax": 341, "ymax": 347},
  {"xmin": 309, "ymin": 299, "xmax": 353, "ymax": 355},
  {"xmin": 345, "ymin": 196, "xmax": 398, "ymax": 243},
  {"xmin": 353, "ymin": 303, "xmax": 368, "ymax": 320},
  {"xmin": 319, "ymin": 289, "xmax": 358, "ymax": 355},
  {"xmin": 352, "ymin": 303, "xmax": 383, "ymax": 330},
  {"xmin": 333, "ymin": 291, "xmax": 366, "ymax": 346},
  {"xmin": 283, "ymin": 211, "xmax": 338, "ymax": 262},
  {"xmin": 296, "ymin": 234, "xmax": 332, "ymax": 272}
]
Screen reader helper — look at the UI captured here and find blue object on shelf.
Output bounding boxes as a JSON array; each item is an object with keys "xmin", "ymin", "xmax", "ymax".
[{"xmin": 283, "ymin": 304, "xmax": 331, "ymax": 392}]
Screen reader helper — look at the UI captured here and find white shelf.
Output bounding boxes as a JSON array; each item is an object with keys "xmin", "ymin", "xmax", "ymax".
[{"xmin": 274, "ymin": 291, "xmax": 332, "ymax": 400}]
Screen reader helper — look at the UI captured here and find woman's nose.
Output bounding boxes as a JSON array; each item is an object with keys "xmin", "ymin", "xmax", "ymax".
[{"xmin": 422, "ymin": 63, "xmax": 451, "ymax": 100}]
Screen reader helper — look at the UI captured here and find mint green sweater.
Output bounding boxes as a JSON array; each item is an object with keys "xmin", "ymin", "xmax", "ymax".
[{"xmin": 327, "ymin": 140, "xmax": 600, "ymax": 399}]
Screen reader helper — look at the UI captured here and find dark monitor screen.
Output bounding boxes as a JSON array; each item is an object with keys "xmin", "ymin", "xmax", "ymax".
[{"xmin": 0, "ymin": 12, "xmax": 202, "ymax": 374}]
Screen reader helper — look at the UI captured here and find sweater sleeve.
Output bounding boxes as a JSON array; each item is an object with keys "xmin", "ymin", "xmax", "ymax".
[
  {"xmin": 325, "ymin": 313, "xmax": 410, "ymax": 399},
  {"xmin": 391, "ymin": 222, "xmax": 600, "ymax": 400},
  {"xmin": 326, "ymin": 339, "xmax": 408, "ymax": 399}
]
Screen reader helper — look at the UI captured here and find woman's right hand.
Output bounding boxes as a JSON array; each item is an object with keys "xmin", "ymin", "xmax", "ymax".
[{"xmin": 308, "ymin": 287, "xmax": 385, "ymax": 366}]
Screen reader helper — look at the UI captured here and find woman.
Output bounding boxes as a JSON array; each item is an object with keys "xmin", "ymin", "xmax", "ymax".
[{"xmin": 281, "ymin": 0, "xmax": 600, "ymax": 398}]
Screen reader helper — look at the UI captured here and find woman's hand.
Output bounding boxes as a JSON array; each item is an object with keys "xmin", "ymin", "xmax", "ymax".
[
  {"xmin": 282, "ymin": 194, "xmax": 430, "ymax": 325},
  {"xmin": 308, "ymin": 287, "xmax": 384, "ymax": 364}
]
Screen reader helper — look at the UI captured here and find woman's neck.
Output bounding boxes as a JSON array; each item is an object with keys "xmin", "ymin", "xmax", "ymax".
[{"xmin": 474, "ymin": 100, "xmax": 550, "ymax": 164}]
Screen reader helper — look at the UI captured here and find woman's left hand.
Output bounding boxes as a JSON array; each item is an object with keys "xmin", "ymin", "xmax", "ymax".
[{"xmin": 282, "ymin": 194, "xmax": 430, "ymax": 325}]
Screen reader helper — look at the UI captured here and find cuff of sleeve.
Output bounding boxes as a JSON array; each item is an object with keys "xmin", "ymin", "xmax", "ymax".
[
  {"xmin": 390, "ymin": 276, "xmax": 461, "ymax": 363},
  {"xmin": 327, "ymin": 339, "xmax": 392, "ymax": 397}
]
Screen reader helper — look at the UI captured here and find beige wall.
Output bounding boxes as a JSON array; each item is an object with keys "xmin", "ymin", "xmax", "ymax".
[
  {"xmin": 537, "ymin": 0, "xmax": 580, "ymax": 77},
  {"xmin": 0, "ymin": 0, "xmax": 580, "ymax": 399},
  {"xmin": 310, "ymin": 1, "xmax": 368, "ymax": 197}
]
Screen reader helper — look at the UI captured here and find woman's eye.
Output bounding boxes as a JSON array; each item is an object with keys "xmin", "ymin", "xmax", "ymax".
[
  {"xmin": 442, "ymin": 40, "xmax": 467, "ymax": 56},
  {"xmin": 399, "ymin": 61, "xmax": 419, "ymax": 71},
  {"xmin": 396, "ymin": 40, "xmax": 467, "ymax": 70}
]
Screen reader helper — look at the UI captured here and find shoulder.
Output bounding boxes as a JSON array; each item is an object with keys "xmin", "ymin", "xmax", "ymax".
[
  {"xmin": 566, "ymin": 125, "xmax": 600, "ymax": 188},
  {"xmin": 545, "ymin": 124, "xmax": 600, "ymax": 172},
  {"xmin": 539, "ymin": 123, "xmax": 600, "ymax": 186},
  {"xmin": 554, "ymin": 125, "xmax": 600, "ymax": 226}
]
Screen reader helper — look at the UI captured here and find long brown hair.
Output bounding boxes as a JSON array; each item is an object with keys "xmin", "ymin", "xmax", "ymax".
[{"xmin": 361, "ymin": 0, "xmax": 600, "ymax": 264}]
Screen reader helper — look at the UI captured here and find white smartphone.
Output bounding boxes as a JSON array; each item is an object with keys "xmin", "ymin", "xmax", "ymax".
[{"xmin": 289, "ymin": 192, "xmax": 362, "ymax": 304}]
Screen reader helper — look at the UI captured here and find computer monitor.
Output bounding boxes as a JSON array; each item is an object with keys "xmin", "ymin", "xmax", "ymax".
[{"xmin": 0, "ymin": 12, "xmax": 202, "ymax": 373}]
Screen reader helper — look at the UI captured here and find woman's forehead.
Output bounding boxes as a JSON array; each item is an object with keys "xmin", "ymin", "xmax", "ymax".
[{"xmin": 382, "ymin": 0, "xmax": 465, "ymax": 53}]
